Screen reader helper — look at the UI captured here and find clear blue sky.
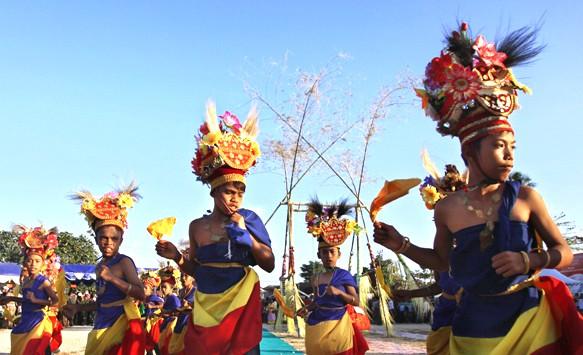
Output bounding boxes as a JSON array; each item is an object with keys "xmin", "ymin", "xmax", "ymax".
[{"xmin": 1, "ymin": 1, "xmax": 581, "ymax": 286}]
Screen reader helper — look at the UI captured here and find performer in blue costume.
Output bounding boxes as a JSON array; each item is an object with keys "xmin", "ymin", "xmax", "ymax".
[
  {"xmin": 374, "ymin": 22, "xmax": 583, "ymax": 354},
  {"xmin": 157, "ymin": 265, "xmax": 181, "ymax": 355},
  {"xmin": 156, "ymin": 102, "xmax": 275, "ymax": 355},
  {"xmin": 299, "ymin": 199, "xmax": 368, "ymax": 355},
  {"xmin": 4, "ymin": 226, "xmax": 60, "ymax": 355},
  {"xmin": 168, "ymin": 270, "xmax": 196, "ymax": 354},
  {"xmin": 69, "ymin": 183, "xmax": 146, "ymax": 355}
]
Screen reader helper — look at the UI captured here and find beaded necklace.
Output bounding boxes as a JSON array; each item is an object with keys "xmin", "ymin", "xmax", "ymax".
[
  {"xmin": 315, "ymin": 267, "xmax": 337, "ymax": 298},
  {"xmin": 461, "ymin": 184, "xmax": 502, "ymax": 251}
]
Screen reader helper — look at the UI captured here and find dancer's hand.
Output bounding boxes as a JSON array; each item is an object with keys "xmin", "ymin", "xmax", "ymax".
[
  {"xmin": 26, "ymin": 291, "xmax": 40, "ymax": 304},
  {"xmin": 491, "ymin": 251, "xmax": 527, "ymax": 278},
  {"xmin": 155, "ymin": 240, "xmax": 181, "ymax": 262},
  {"xmin": 296, "ymin": 306, "xmax": 309, "ymax": 318},
  {"xmin": 326, "ymin": 285, "xmax": 341, "ymax": 297},
  {"xmin": 391, "ymin": 289, "xmax": 411, "ymax": 301},
  {"xmin": 373, "ymin": 221, "xmax": 405, "ymax": 251},
  {"xmin": 230, "ymin": 212, "xmax": 246, "ymax": 229},
  {"xmin": 96, "ymin": 265, "xmax": 114, "ymax": 282}
]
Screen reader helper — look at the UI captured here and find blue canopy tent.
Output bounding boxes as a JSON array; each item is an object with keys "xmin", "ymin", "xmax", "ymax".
[{"xmin": 0, "ymin": 262, "xmax": 156, "ymax": 284}]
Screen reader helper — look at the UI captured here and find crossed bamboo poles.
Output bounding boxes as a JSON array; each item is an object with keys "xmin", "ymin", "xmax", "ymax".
[{"xmin": 254, "ymin": 79, "xmax": 424, "ymax": 337}]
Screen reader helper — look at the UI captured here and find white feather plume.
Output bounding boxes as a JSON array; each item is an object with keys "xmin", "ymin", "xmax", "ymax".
[
  {"xmin": 241, "ymin": 105, "xmax": 259, "ymax": 139},
  {"xmin": 205, "ymin": 100, "xmax": 220, "ymax": 134}
]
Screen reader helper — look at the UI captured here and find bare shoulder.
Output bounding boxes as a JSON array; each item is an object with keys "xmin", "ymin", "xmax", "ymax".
[
  {"xmin": 189, "ymin": 217, "xmax": 206, "ymax": 231},
  {"xmin": 119, "ymin": 255, "xmax": 138, "ymax": 273},
  {"xmin": 434, "ymin": 192, "xmax": 462, "ymax": 219},
  {"xmin": 517, "ymin": 185, "xmax": 541, "ymax": 202}
]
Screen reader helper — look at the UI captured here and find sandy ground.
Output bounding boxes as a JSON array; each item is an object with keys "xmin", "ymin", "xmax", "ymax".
[{"xmin": 0, "ymin": 323, "xmax": 429, "ymax": 354}]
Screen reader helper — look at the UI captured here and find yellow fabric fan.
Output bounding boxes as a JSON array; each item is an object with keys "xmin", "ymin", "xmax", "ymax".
[
  {"xmin": 369, "ymin": 178, "xmax": 421, "ymax": 222},
  {"xmin": 147, "ymin": 217, "xmax": 177, "ymax": 240}
]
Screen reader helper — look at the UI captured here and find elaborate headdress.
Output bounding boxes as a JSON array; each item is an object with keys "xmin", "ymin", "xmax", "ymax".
[
  {"xmin": 158, "ymin": 265, "xmax": 181, "ymax": 289},
  {"xmin": 141, "ymin": 270, "xmax": 161, "ymax": 289},
  {"xmin": 415, "ymin": 22, "xmax": 543, "ymax": 146},
  {"xmin": 419, "ymin": 150, "xmax": 468, "ymax": 209},
  {"xmin": 191, "ymin": 101, "xmax": 261, "ymax": 190},
  {"xmin": 72, "ymin": 182, "xmax": 141, "ymax": 231},
  {"xmin": 306, "ymin": 198, "xmax": 360, "ymax": 248},
  {"xmin": 13, "ymin": 225, "xmax": 59, "ymax": 259}
]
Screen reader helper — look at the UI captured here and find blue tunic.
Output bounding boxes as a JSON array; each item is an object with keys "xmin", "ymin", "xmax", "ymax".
[
  {"xmin": 307, "ymin": 268, "xmax": 357, "ymax": 326},
  {"xmin": 194, "ymin": 209, "xmax": 271, "ymax": 295},
  {"xmin": 431, "ymin": 271, "xmax": 461, "ymax": 331},
  {"xmin": 93, "ymin": 254, "xmax": 137, "ymax": 330},
  {"xmin": 12, "ymin": 274, "xmax": 49, "ymax": 334},
  {"xmin": 449, "ymin": 181, "xmax": 539, "ymax": 338}
]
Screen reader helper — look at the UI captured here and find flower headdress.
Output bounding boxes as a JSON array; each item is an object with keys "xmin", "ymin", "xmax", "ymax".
[
  {"xmin": 158, "ymin": 265, "xmax": 182, "ymax": 289},
  {"xmin": 191, "ymin": 101, "xmax": 261, "ymax": 190},
  {"xmin": 13, "ymin": 225, "xmax": 59, "ymax": 259},
  {"xmin": 141, "ymin": 270, "xmax": 161, "ymax": 289},
  {"xmin": 71, "ymin": 182, "xmax": 141, "ymax": 231},
  {"xmin": 306, "ymin": 198, "xmax": 360, "ymax": 248},
  {"xmin": 415, "ymin": 22, "xmax": 543, "ymax": 146},
  {"xmin": 419, "ymin": 150, "xmax": 468, "ymax": 209}
]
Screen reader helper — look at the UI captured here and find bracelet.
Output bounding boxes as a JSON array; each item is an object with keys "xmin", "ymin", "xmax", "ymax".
[
  {"xmin": 395, "ymin": 237, "xmax": 411, "ymax": 254},
  {"xmin": 127, "ymin": 283, "xmax": 133, "ymax": 295},
  {"xmin": 542, "ymin": 250, "xmax": 551, "ymax": 269},
  {"xmin": 531, "ymin": 247, "xmax": 551, "ymax": 269},
  {"xmin": 520, "ymin": 251, "xmax": 530, "ymax": 274}
]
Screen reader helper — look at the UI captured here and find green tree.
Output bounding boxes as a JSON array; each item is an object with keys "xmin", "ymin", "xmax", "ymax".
[
  {"xmin": 299, "ymin": 260, "xmax": 325, "ymax": 287},
  {"xmin": 56, "ymin": 231, "xmax": 99, "ymax": 264},
  {"xmin": 0, "ymin": 231, "xmax": 21, "ymax": 262}
]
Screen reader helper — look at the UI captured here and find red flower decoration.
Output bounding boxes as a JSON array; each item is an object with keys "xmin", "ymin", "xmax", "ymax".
[
  {"xmin": 473, "ymin": 35, "xmax": 507, "ymax": 68},
  {"xmin": 425, "ymin": 52, "xmax": 453, "ymax": 89},
  {"xmin": 46, "ymin": 233, "xmax": 59, "ymax": 250},
  {"xmin": 443, "ymin": 64, "xmax": 480, "ymax": 103}
]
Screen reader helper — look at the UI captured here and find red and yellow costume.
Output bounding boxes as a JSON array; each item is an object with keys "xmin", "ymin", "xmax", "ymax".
[
  {"xmin": 10, "ymin": 226, "xmax": 59, "ymax": 355},
  {"xmin": 72, "ymin": 183, "xmax": 146, "ymax": 355},
  {"xmin": 184, "ymin": 102, "xmax": 271, "ymax": 354},
  {"xmin": 304, "ymin": 200, "xmax": 368, "ymax": 355},
  {"xmin": 416, "ymin": 22, "xmax": 583, "ymax": 354}
]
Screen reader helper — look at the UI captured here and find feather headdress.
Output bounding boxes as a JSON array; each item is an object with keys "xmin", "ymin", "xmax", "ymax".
[
  {"xmin": 71, "ymin": 181, "xmax": 141, "ymax": 231},
  {"xmin": 415, "ymin": 22, "xmax": 544, "ymax": 146},
  {"xmin": 13, "ymin": 225, "xmax": 59, "ymax": 258},
  {"xmin": 191, "ymin": 101, "xmax": 261, "ymax": 190},
  {"xmin": 306, "ymin": 197, "xmax": 359, "ymax": 248}
]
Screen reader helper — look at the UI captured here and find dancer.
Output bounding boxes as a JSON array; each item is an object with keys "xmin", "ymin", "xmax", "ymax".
[
  {"xmin": 3, "ymin": 226, "xmax": 59, "ymax": 355},
  {"xmin": 69, "ymin": 183, "xmax": 146, "ymax": 354},
  {"xmin": 375, "ymin": 22, "xmax": 583, "ymax": 354},
  {"xmin": 168, "ymin": 256, "xmax": 196, "ymax": 355},
  {"xmin": 142, "ymin": 271, "xmax": 164, "ymax": 355},
  {"xmin": 157, "ymin": 265, "xmax": 181, "ymax": 355},
  {"xmin": 156, "ymin": 102, "xmax": 274, "ymax": 355},
  {"xmin": 299, "ymin": 199, "xmax": 368, "ymax": 355}
]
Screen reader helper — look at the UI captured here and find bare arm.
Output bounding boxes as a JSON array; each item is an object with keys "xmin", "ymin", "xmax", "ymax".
[
  {"xmin": 526, "ymin": 187, "xmax": 573, "ymax": 269},
  {"xmin": 492, "ymin": 187, "xmax": 573, "ymax": 278},
  {"xmin": 98, "ymin": 258, "xmax": 146, "ymax": 302},
  {"xmin": 373, "ymin": 203, "xmax": 451, "ymax": 272},
  {"xmin": 248, "ymin": 234, "xmax": 275, "ymax": 273},
  {"xmin": 155, "ymin": 221, "xmax": 199, "ymax": 277}
]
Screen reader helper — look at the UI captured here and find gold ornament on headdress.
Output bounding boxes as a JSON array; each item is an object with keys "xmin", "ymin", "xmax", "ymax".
[
  {"xmin": 191, "ymin": 101, "xmax": 261, "ymax": 190},
  {"xmin": 306, "ymin": 198, "xmax": 360, "ymax": 248},
  {"xmin": 71, "ymin": 181, "xmax": 141, "ymax": 231}
]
